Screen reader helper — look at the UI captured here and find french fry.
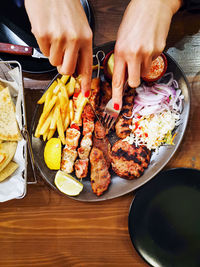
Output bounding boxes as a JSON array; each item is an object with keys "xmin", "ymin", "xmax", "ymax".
[
  {"xmin": 66, "ymin": 76, "xmax": 76, "ymax": 97},
  {"xmin": 68, "ymin": 99, "xmax": 74, "ymax": 122},
  {"xmin": 50, "ymin": 105, "xmax": 60, "ymax": 130},
  {"xmin": 73, "ymin": 93, "xmax": 88, "ymax": 123},
  {"xmin": 61, "ymin": 83, "xmax": 69, "ymax": 102},
  {"xmin": 61, "ymin": 74, "xmax": 70, "ymax": 84},
  {"xmin": 43, "ymin": 90, "xmax": 53, "ymax": 112},
  {"xmin": 43, "ymin": 129, "xmax": 49, "ymax": 142},
  {"xmin": 39, "ymin": 110, "xmax": 53, "ymax": 135},
  {"xmin": 64, "ymin": 112, "xmax": 70, "ymax": 130},
  {"xmin": 34, "ymin": 95, "xmax": 57, "ymax": 137},
  {"xmin": 57, "ymin": 109, "xmax": 65, "ymax": 145},
  {"xmin": 47, "ymin": 128, "xmax": 56, "ymax": 140},
  {"xmin": 37, "ymin": 80, "xmax": 57, "ymax": 104},
  {"xmin": 53, "ymin": 79, "xmax": 62, "ymax": 95}
]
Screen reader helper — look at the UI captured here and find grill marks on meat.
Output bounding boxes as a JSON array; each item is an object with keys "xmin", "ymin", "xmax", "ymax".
[
  {"xmin": 99, "ymin": 81, "xmax": 112, "ymax": 111},
  {"xmin": 75, "ymin": 159, "xmax": 89, "ymax": 179},
  {"xmin": 61, "ymin": 145, "xmax": 78, "ymax": 173},
  {"xmin": 75, "ymin": 78, "xmax": 100, "ymax": 179},
  {"xmin": 78, "ymin": 133, "xmax": 92, "ymax": 160},
  {"xmin": 115, "ymin": 88, "xmax": 135, "ymax": 139},
  {"xmin": 61, "ymin": 127, "xmax": 81, "ymax": 173},
  {"xmin": 93, "ymin": 136, "xmax": 111, "ymax": 168},
  {"xmin": 90, "ymin": 147, "xmax": 111, "ymax": 196},
  {"xmin": 89, "ymin": 81, "xmax": 112, "ymax": 196},
  {"xmin": 94, "ymin": 120, "xmax": 108, "ymax": 139},
  {"xmin": 115, "ymin": 117, "xmax": 132, "ymax": 139},
  {"xmin": 110, "ymin": 140, "xmax": 151, "ymax": 179}
]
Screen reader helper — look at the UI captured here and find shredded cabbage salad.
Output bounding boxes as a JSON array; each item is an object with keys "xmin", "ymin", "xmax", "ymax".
[{"xmin": 123, "ymin": 73, "xmax": 184, "ymax": 151}]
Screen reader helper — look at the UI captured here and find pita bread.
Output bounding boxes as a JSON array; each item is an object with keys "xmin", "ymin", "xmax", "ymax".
[
  {"xmin": 0, "ymin": 161, "xmax": 18, "ymax": 182},
  {"xmin": 0, "ymin": 152, "xmax": 7, "ymax": 165},
  {"xmin": 0, "ymin": 87, "xmax": 21, "ymax": 141},
  {"xmin": 0, "ymin": 81, "xmax": 5, "ymax": 91},
  {"xmin": 0, "ymin": 141, "xmax": 17, "ymax": 172}
]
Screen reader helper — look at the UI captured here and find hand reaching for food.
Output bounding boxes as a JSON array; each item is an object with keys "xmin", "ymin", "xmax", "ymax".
[
  {"xmin": 112, "ymin": 0, "xmax": 183, "ymax": 109},
  {"xmin": 24, "ymin": 0, "xmax": 93, "ymax": 97}
]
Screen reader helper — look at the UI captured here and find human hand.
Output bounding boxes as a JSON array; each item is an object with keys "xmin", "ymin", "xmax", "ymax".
[
  {"xmin": 24, "ymin": 0, "xmax": 93, "ymax": 96},
  {"xmin": 112, "ymin": 0, "xmax": 182, "ymax": 109}
]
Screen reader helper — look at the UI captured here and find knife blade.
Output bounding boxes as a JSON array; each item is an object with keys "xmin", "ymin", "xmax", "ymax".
[{"xmin": 0, "ymin": 24, "xmax": 47, "ymax": 59}]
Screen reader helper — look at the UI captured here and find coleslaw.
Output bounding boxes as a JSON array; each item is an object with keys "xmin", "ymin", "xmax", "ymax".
[{"xmin": 123, "ymin": 73, "xmax": 184, "ymax": 151}]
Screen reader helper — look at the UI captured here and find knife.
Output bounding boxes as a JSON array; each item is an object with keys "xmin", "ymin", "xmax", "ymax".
[
  {"xmin": 0, "ymin": 42, "xmax": 47, "ymax": 59},
  {"xmin": 0, "ymin": 24, "xmax": 47, "ymax": 59}
]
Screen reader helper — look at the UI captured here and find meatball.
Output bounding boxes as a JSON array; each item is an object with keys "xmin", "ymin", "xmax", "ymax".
[{"xmin": 110, "ymin": 140, "xmax": 151, "ymax": 179}]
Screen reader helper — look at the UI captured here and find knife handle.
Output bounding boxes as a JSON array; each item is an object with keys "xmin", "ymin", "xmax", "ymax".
[{"xmin": 0, "ymin": 43, "xmax": 33, "ymax": 56}]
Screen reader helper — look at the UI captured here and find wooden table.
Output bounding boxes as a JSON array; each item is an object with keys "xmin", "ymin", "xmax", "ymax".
[{"xmin": 1, "ymin": 1, "xmax": 200, "ymax": 266}]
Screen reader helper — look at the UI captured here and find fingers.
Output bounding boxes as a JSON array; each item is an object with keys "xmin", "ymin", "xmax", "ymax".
[
  {"xmin": 140, "ymin": 55, "xmax": 152, "ymax": 77},
  {"xmin": 57, "ymin": 45, "xmax": 79, "ymax": 75},
  {"xmin": 33, "ymin": 33, "xmax": 51, "ymax": 58},
  {"xmin": 48, "ymin": 37, "xmax": 66, "ymax": 66},
  {"xmin": 112, "ymin": 56, "xmax": 126, "ymax": 109},
  {"xmin": 77, "ymin": 44, "xmax": 93, "ymax": 97},
  {"xmin": 127, "ymin": 55, "xmax": 141, "ymax": 88}
]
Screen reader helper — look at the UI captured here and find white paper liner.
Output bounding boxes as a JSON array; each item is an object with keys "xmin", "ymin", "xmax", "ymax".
[{"xmin": 0, "ymin": 62, "xmax": 26, "ymax": 202}]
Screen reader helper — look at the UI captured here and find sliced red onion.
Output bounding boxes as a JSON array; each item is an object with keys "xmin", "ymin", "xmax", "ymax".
[{"xmin": 126, "ymin": 72, "xmax": 184, "ymax": 118}]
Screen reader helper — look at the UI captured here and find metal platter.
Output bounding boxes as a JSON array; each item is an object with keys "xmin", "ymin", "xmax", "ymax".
[{"xmin": 31, "ymin": 41, "xmax": 190, "ymax": 202}]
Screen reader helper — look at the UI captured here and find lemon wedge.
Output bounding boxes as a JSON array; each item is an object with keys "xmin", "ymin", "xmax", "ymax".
[
  {"xmin": 54, "ymin": 170, "xmax": 83, "ymax": 196},
  {"xmin": 44, "ymin": 138, "xmax": 61, "ymax": 170},
  {"xmin": 107, "ymin": 53, "xmax": 114, "ymax": 76}
]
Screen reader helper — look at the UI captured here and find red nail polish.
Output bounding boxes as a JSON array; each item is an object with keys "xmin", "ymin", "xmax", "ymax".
[
  {"xmin": 114, "ymin": 103, "xmax": 120, "ymax": 110},
  {"xmin": 73, "ymin": 92, "xmax": 80, "ymax": 98},
  {"xmin": 85, "ymin": 91, "xmax": 90, "ymax": 98}
]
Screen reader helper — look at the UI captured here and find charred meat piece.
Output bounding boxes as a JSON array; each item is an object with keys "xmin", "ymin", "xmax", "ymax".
[
  {"xmin": 61, "ymin": 145, "xmax": 78, "ymax": 173},
  {"xmin": 82, "ymin": 104, "xmax": 95, "ymax": 121},
  {"xmin": 93, "ymin": 136, "xmax": 111, "ymax": 168},
  {"xmin": 99, "ymin": 81, "xmax": 112, "ymax": 111},
  {"xmin": 78, "ymin": 133, "xmax": 92, "ymax": 159},
  {"xmin": 82, "ymin": 118, "xmax": 94, "ymax": 136},
  {"xmin": 110, "ymin": 140, "xmax": 151, "ymax": 179},
  {"xmin": 75, "ymin": 159, "xmax": 89, "ymax": 179},
  {"xmin": 81, "ymin": 78, "xmax": 100, "ymax": 121},
  {"xmin": 90, "ymin": 78, "xmax": 100, "ymax": 109},
  {"xmin": 90, "ymin": 147, "xmax": 111, "ymax": 196},
  {"xmin": 115, "ymin": 116, "xmax": 132, "ymax": 139},
  {"xmin": 74, "ymin": 78, "xmax": 100, "ymax": 180},
  {"xmin": 94, "ymin": 120, "xmax": 108, "ymax": 139},
  {"xmin": 65, "ymin": 128, "xmax": 81, "ymax": 149},
  {"xmin": 115, "ymin": 89, "xmax": 135, "ymax": 139}
]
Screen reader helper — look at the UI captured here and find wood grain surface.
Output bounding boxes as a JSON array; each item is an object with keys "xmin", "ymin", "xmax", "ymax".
[{"xmin": 1, "ymin": 1, "xmax": 200, "ymax": 266}]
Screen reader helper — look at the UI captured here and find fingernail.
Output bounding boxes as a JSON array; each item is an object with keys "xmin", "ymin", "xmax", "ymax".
[
  {"xmin": 114, "ymin": 103, "xmax": 120, "ymax": 110},
  {"xmin": 85, "ymin": 91, "xmax": 90, "ymax": 98}
]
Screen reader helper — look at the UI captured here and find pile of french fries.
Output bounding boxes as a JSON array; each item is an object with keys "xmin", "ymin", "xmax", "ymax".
[{"xmin": 35, "ymin": 74, "xmax": 88, "ymax": 145}]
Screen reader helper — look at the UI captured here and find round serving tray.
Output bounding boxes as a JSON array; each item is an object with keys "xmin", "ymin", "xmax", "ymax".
[{"xmin": 31, "ymin": 41, "xmax": 190, "ymax": 202}]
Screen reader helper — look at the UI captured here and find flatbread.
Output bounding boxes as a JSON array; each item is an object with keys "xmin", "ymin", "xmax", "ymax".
[
  {"xmin": 0, "ymin": 81, "xmax": 5, "ymax": 91},
  {"xmin": 0, "ymin": 87, "xmax": 21, "ymax": 141},
  {"xmin": 0, "ymin": 141, "xmax": 17, "ymax": 172},
  {"xmin": 0, "ymin": 161, "xmax": 18, "ymax": 182},
  {"xmin": 0, "ymin": 152, "xmax": 7, "ymax": 165}
]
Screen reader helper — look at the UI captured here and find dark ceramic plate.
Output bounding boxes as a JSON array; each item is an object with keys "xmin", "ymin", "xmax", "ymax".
[
  {"xmin": 129, "ymin": 168, "xmax": 200, "ymax": 267},
  {"xmin": 31, "ymin": 42, "xmax": 190, "ymax": 202},
  {"xmin": 0, "ymin": 0, "xmax": 92, "ymax": 73}
]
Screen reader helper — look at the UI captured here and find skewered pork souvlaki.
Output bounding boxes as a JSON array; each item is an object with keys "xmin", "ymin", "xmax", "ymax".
[{"xmin": 75, "ymin": 78, "xmax": 100, "ymax": 179}]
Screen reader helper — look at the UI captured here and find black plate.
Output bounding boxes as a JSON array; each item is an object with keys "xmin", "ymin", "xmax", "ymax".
[
  {"xmin": 0, "ymin": 0, "xmax": 92, "ymax": 73},
  {"xmin": 129, "ymin": 168, "xmax": 200, "ymax": 267},
  {"xmin": 30, "ymin": 41, "xmax": 190, "ymax": 202}
]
